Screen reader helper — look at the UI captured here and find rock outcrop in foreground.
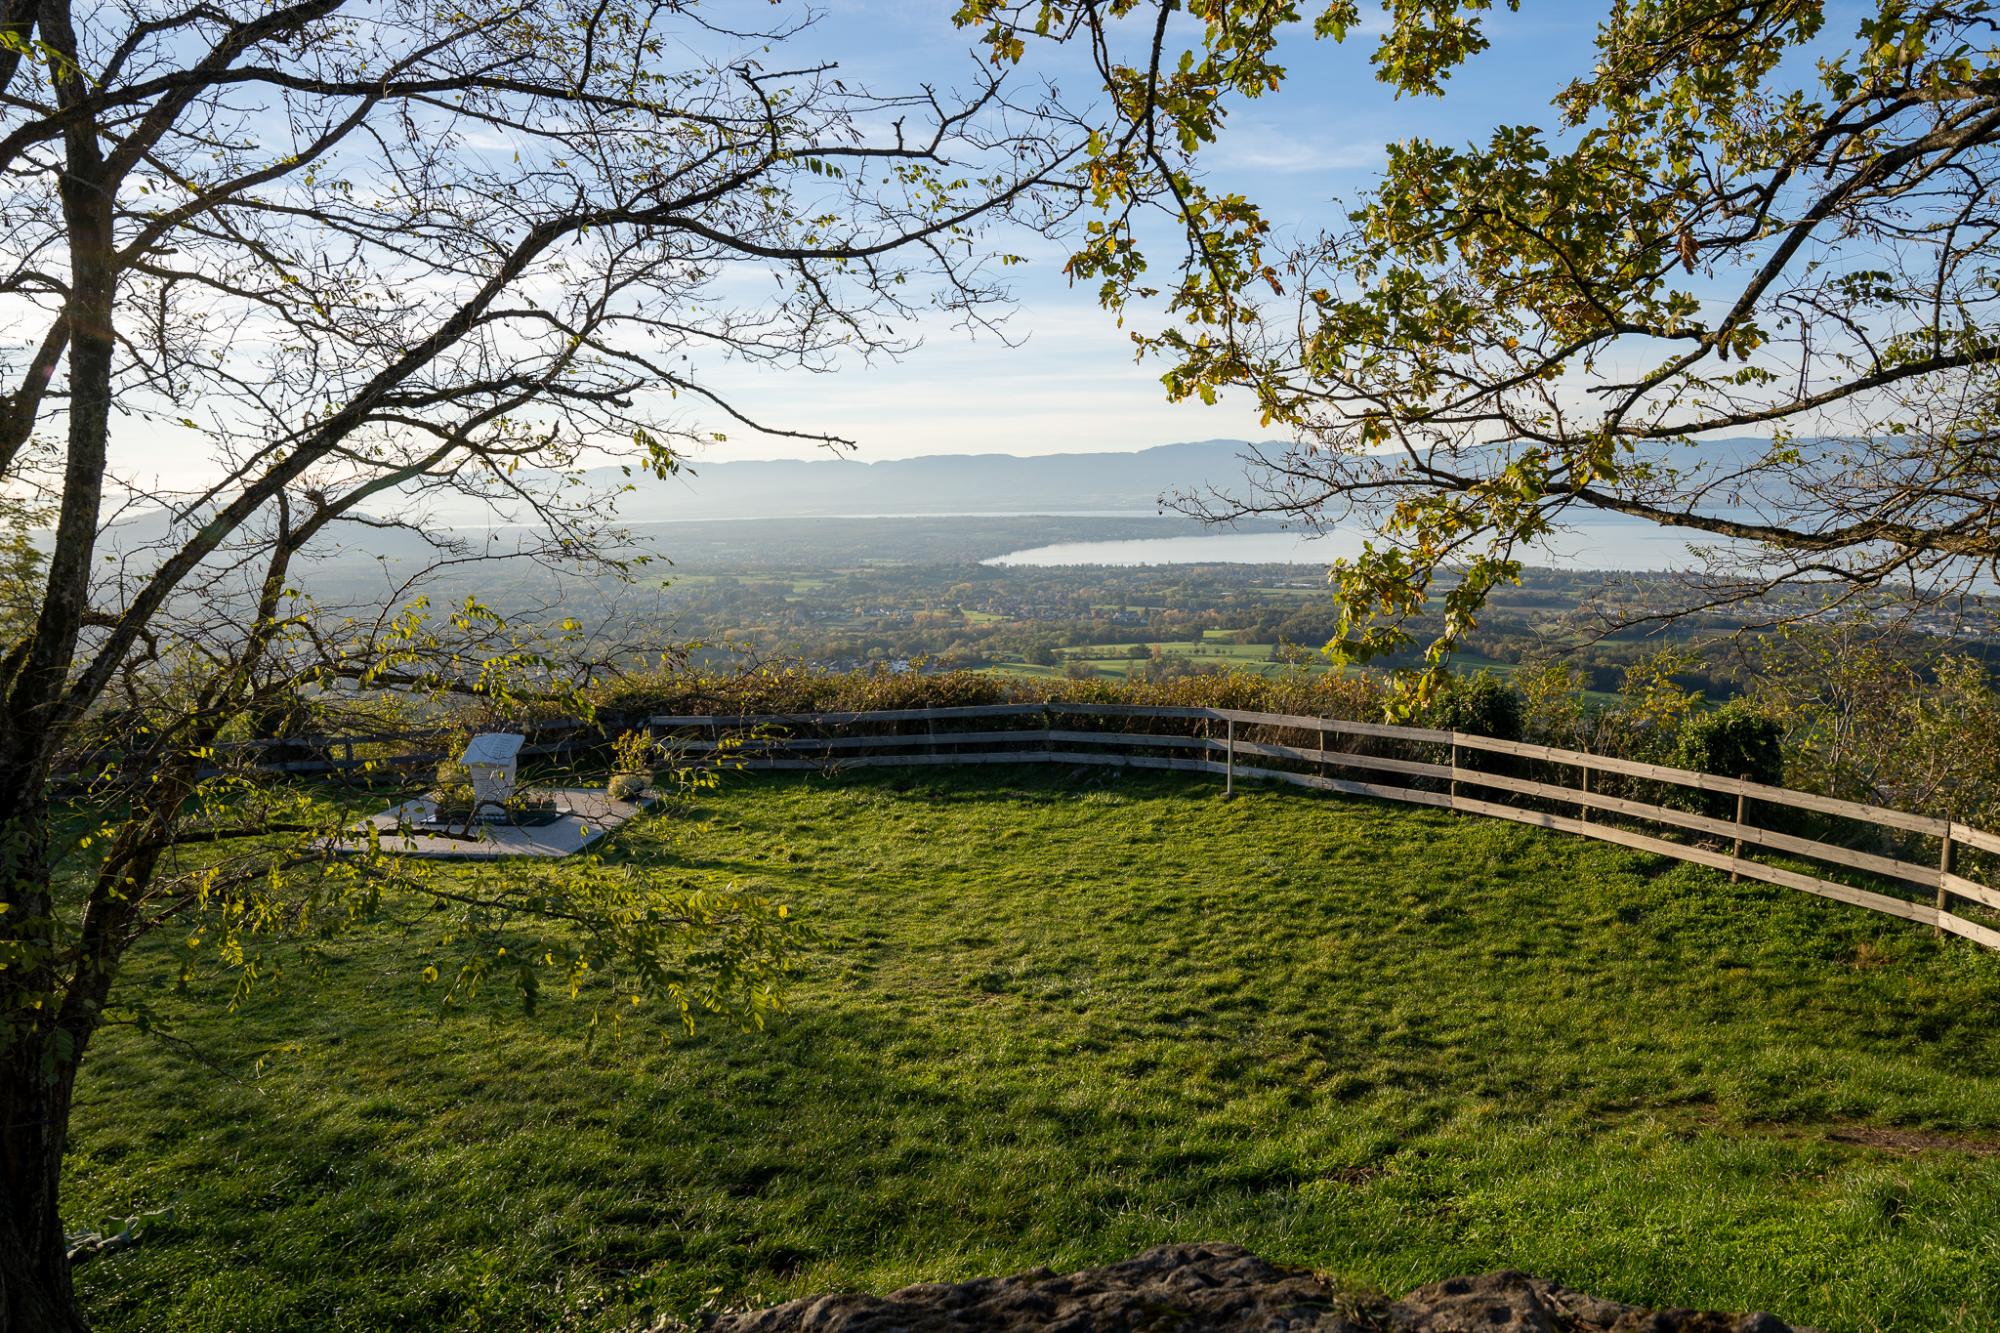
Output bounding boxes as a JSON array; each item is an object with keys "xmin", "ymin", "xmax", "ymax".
[{"xmin": 702, "ymin": 1242, "xmax": 1812, "ymax": 1332}]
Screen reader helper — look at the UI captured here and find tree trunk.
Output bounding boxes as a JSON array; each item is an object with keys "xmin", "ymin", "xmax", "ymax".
[
  {"xmin": 0, "ymin": 19, "xmax": 120, "ymax": 1323},
  {"xmin": 0, "ymin": 1056, "xmax": 88, "ymax": 1333},
  {"xmin": 0, "ymin": 785, "xmax": 92, "ymax": 1332},
  {"xmin": 0, "ymin": 958, "xmax": 89, "ymax": 1331}
]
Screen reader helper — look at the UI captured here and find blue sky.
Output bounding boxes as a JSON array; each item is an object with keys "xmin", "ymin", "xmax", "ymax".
[
  {"xmin": 682, "ymin": 0, "xmax": 1614, "ymax": 464},
  {"xmin": 101, "ymin": 1, "xmax": 1646, "ymax": 487}
]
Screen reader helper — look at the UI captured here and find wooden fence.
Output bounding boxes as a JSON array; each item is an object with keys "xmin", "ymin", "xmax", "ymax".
[
  {"xmin": 648, "ymin": 702, "xmax": 2000, "ymax": 954},
  {"xmin": 56, "ymin": 719, "xmax": 598, "ymax": 786}
]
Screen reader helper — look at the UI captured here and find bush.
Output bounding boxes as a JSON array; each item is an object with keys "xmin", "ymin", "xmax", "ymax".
[
  {"xmin": 592, "ymin": 663, "xmax": 1388, "ymax": 726},
  {"xmin": 607, "ymin": 772, "xmax": 648, "ymax": 801},
  {"xmin": 593, "ymin": 664, "xmax": 1019, "ymax": 721},
  {"xmin": 611, "ymin": 729, "xmax": 654, "ymax": 777},
  {"xmin": 1423, "ymin": 672, "xmax": 1525, "ymax": 741},
  {"xmin": 1671, "ymin": 699, "xmax": 1784, "ymax": 786},
  {"xmin": 1667, "ymin": 700, "xmax": 1784, "ymax": 820}
]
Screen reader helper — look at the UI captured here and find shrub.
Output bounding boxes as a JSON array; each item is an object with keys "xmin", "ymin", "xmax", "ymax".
[
  {"xmin": 607, "ymin": 772, "xmax": 648, "ymax": 801},
  {"xmin": 592, "ymin": 663, "xmax": 1389, "ymax": 727},
  {"xmin": 432, "ymin": 759, "xmax": 478, "ymax": 811},
  {"xmin": 611, "ymin": 728, "xmax": 654, "ymax": 777},
  {"xmin": 1750, "ymin": 622, "xmax": 2000, "ymax": 825},
  {"xmin": 1592, "ymin": 645, "xmax": 1707, "ymax": 764},
  {"xmin": 1517, "ymin": 661, "xmax": 1590, "ymax": 747},
  {"xmin": 1423, "ymin": 672, "xmax": 1525, "ymax": 741},
  {"xmin": 1671, "ymin": 699, "xmax": 1784, "ymax": 786},
  {"xmin": 1667, "ymin": 699, "xmax": 1784, "ymax": 820}
]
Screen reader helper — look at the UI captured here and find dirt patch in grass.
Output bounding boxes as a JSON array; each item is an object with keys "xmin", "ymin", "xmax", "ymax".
[{"xmin": 1824, "ymin": 1125, "xmax": 2000, "ymax": 1157}]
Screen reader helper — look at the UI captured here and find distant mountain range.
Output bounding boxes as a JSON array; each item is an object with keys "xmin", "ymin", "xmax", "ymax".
[
  {"xmin": 577, "ymin": 439, "xmax": 1290, "ymax": 521},
  {"xmin": 563, "ymin": 435, "xmax": 1792, "ymax": 524},
  {"xmin": 89, "ymin": 435, "xmax": 1789, "ymax": 561}
]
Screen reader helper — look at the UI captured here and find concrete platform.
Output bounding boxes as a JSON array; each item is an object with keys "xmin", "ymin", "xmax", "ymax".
[{"xmin": 340, "ymin": 788, "xmax": 655, "ymax": 859}]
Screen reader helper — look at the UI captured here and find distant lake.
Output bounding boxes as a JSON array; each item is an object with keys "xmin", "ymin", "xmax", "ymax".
[
  {"xmin": 462, "ymin": 510, "xmax": 1174, "ymax": 532},
  {"xmin": 985, "ymin": 518, "xmax": 1739, "ymax": 571}
]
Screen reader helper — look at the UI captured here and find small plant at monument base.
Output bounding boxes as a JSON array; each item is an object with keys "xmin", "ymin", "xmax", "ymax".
[
  {"xmin": 608, "ymin": 729, "xmax": 655, "ymax": 801},
  {"xmin": 432, "ymin": 759, "xmax": 478, "ymax": 812}
]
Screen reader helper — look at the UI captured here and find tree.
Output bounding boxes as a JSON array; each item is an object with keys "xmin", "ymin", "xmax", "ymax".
[
  {"xmin": 0, "ymin": 3, "xmax": 1079, "ymax": 1324},
  {"xmin": 1750, "ymin": 616, "xmax": 2000, "ymax": 819},
  {"xmin": 970, "ymin": 0, "xmax": 2000, "ymax": 700}
]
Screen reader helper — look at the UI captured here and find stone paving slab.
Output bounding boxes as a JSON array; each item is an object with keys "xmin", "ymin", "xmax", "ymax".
[{"xmin": 339, "ymin": 788, "xmax": 655, "ymax": 859}]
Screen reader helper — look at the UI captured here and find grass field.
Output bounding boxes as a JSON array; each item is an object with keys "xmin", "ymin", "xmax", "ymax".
[
  {"xmin": 67, "ymin": 768, "xmax": 2000, "ymax": 1332},
  {"xmin": 982, "ymin": 636, "xmax": 1306, "ymax": 679},
  {"xmin": 978, "ymin": 637, "xmax": 1583, "ymax": 686}
]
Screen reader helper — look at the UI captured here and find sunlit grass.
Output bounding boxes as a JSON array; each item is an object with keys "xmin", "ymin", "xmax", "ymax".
[{"xmin": 68, "ymin": 767, "xmax": 2000, "ymax": 1332}]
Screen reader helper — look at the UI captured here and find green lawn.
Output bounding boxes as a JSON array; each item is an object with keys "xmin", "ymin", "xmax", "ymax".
[{"xmin": 68, "ymin": 768, "xmax": 2000, "ymax": 1332}]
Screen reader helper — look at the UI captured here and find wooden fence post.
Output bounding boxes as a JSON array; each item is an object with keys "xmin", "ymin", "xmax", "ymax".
[
  {"xmin": 1448, "ymin": 734, "xmax": 1459, "ymax": 809},
  {"xmin": 1937, "ymin": 816, "xmax": 1954, "ymax": 937},
  {"xmin": 1730, "ymin": 777, "xmax": 1749, "ymax": 882},
  {"xmin": 1224, "ymin": 716, "xmax": 1235, "ymax": 798},
  {"xmin": 1578, "ymin": 761, "xmax": 1590, "ymax": 823}
]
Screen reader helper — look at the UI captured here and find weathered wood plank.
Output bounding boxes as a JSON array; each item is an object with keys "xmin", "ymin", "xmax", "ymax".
[
  {"xmin": 1450, "ymin": 733, "xmax": 1949, "ymax": 835},
  {"xmin": 651, "ymin": 704, "xmax": 1044, "ymax": 727},
  {"xmin": 1940, "ymin": 910, "xmax": 2000, "ymax": 951},
  {"xmin": 1454, "ymin": 768, "xmax": 1941, "ymax": 888},
  {"xmin": 1045, "ymin": 730, "xmax": 1217, "ymax": 751},
  {"xmin": 1044, "ymin": 702, "xmax": 1213, "ymax": 721},
  {"xmin": 1727, "ymin": 857, "xmax": 1939, "ymax": 926},
  {"xmin": 1232, "ymin": 739, "xmax": 1451, "ymax": 780},
  {"xmin": 1452, "ymin": 793, "xmax": 1939, "ymax": 927},
  {"xmin": 1231, "ymin": 762, "xmax": 1454, "ymax": 809},
  {"xmin": 1951, "ymin": 822, "xmax": 2000, "ymax": 857},
  {"xmin": 1724, "ymin": 785, "xmax": 1947, "ymax": 837},
  {"xmin": 684, "ymin": 729, "xmax": 1050, "ymax": 753},
  {"xmin": 1941, "ymin": 871, "xmax": 2000, "ymax": 912},
  {"xmin": 1049, "ymin": 750, "xmax": 1221, "ymax": 775},
  {"xmin": 1211, "ymin": 708, "xmax": 1452, "ymax": 744}
]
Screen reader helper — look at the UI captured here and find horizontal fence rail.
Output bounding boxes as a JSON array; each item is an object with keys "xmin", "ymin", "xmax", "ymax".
[
  {"xmin": 53, "ymin": 719, "xmax": 599, "ymax": 786},
  {"xmin": 649, "ymin": 703, "xmax": 2000, "ymax": 955}
]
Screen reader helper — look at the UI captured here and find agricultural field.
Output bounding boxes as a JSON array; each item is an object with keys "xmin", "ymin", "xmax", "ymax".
[
  {"xmin": 67, "ymin": 768, "xmax": 2000, "ymax": 1332},
  {"xmin": 981, "ymin": 632, "xmax": 1309, "ymax": 680}
]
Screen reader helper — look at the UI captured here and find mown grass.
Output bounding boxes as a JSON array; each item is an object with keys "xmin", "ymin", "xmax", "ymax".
[{"xmin": 67, "ymin": 767, "xmax": 2000, "ymax": 1332}]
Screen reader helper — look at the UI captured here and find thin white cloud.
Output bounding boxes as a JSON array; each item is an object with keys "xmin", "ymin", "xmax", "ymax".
[{"xmin": 1208, "ymin": 127, "xmax": 1386, "ymax": 175}]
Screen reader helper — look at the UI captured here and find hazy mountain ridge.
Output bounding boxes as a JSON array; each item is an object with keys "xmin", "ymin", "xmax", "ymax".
[
  {"xmin": 578, "ymin": 435, "xmax": 1791, "ymax": 522},
  {"xmin": 85, "ymin": 436, "xmax": 1785, "ymax": 556},
  {"xmin": 589, "ymin": 439, "xmax": 1289, "ymax": 519}
]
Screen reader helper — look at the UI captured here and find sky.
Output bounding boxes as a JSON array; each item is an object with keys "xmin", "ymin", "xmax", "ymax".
[
  {"xmin": 674, "ymin": 0, "xmax": 1614, "ymax": 465},
  {"xmin": 96, "ymin": 0, "xmax": 1627, "ymax": 490},
  {"xmin": 98, "ymin": 0, "xmax": 1894, "ymax": 492}
]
